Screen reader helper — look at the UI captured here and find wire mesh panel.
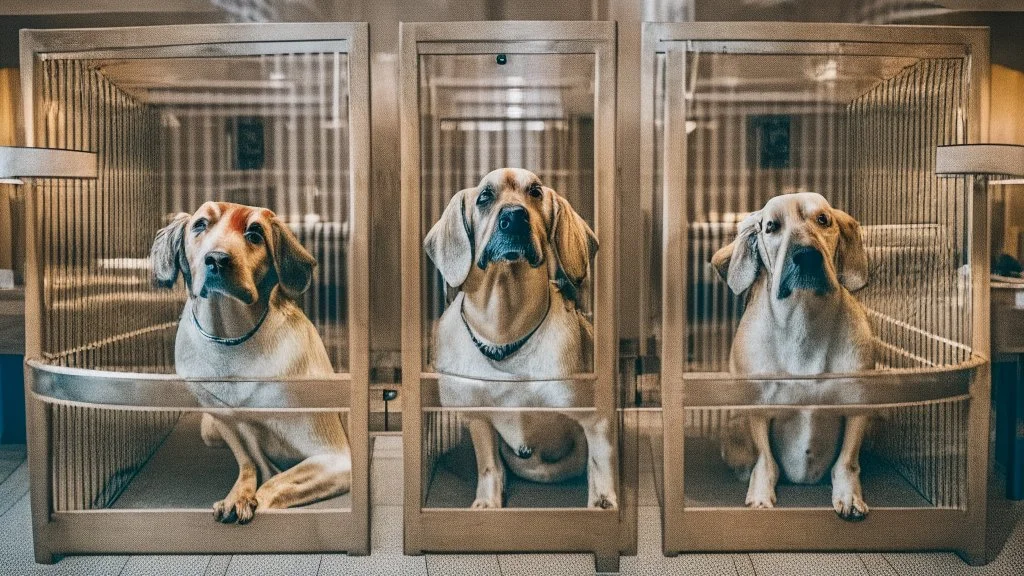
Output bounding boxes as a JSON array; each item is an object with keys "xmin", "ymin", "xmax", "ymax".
[
  {"xmin": 19, "ymin": 23, "xmax": 369, "ymax": 562},
  {"xmin": 643, "ymin": 23, "xmax": 989, "ymax": 561},
  {"xmin": 400, "ymin": 22, "xmax": 631, "ymax": 570}
]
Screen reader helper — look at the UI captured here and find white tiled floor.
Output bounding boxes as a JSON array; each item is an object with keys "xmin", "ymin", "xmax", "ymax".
[{"xmin": 0, "ymin": 436, "xmax": 1022, "ymax": 576}]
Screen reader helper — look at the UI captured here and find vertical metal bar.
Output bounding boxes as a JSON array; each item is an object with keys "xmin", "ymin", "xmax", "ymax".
[{"xmin": 660, "ymin": 42, "xmax": 688, "ymax": 555}]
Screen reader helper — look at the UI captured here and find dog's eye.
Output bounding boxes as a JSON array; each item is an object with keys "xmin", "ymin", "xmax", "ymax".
[
  {"xmin": 245, "ymin": 230, "xmax": 264, "ymax": 245},
  {"xmin": 476, "ymin": 188, "xmax": 494, "ymax": 207},
  {"xmin": 528, "ymin": 184, "xmax": 542, "ymax": 198},
  {"xmin": 816, "ymin": 213, "xmax": 831, "ymax": 227},
  {"xmin": 192, "ymin": 218, "xmax": 208, "ymax": 234},
  {"xmin": 764, "ymin": 220, "xmax": 779, "ymax": 234}
]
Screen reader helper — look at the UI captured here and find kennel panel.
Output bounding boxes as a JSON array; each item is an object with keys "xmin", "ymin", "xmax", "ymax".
[
  {"xmin": 400, "ymin": 21, "xmax": 631, "ymax": 570},
  {"xmin": 18, "ymin": 23, "xmax": 370, "ymax": 562},
  {"xmin": 643, "ymin": 23, "xmax": 989, "ymax": 562}
]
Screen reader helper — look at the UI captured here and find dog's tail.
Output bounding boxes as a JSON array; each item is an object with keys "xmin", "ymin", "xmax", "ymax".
[{"xmin": 498, "ymin": 425, "xmax": 588, "ymax": 484}]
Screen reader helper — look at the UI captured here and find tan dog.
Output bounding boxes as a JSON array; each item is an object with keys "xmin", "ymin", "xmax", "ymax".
[
  {"xmin": 425, "ymin": 168, "xmax": 616, "ymax": 509},
  {"xmin": 151, "ymin": 201, "xmax": 351, "ymax": 524},
  {"xmin": 711, "ymin": 192, "xmax": 874, "ymax": 520}
]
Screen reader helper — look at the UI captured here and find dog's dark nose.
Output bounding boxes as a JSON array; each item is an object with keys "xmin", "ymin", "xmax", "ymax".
[
  {"xmin": 498, "ymin": 206, "xmax": 529, "ymax": 235},
  {"xmin": 205, "ymin": 251, "xmax": 230, "ymax": 275},
  {"xmin": 791, "ymin": 246, "xmax": 824, "ymax": 269}
]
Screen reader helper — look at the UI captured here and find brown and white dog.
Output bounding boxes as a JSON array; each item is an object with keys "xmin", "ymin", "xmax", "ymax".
[
  {"xmin": 425, "ymin": 168, "xmax": 616, "ymax": 509},
  {"xmin": 151, "ymin": 201, "xmax": 351, "ymax": 524},
  {"xmin": 711, "ymin": 192, "xmax": 874, "ymax": 520}
]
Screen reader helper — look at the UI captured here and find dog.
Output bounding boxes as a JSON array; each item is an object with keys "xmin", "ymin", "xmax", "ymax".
[
  {"xmin": 711, "ymin": 192, "xmax": 874, "ymax": 521},
  {"xmin": 424, "ymin": 168, "xmax": 616, "ymax": 510},
  {"xmin": 151, "ymin": 201, "xmax": 351, "ymax": 524}
]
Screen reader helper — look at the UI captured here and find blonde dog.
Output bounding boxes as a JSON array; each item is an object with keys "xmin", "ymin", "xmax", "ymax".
[
  {"xmin": 151, "ymin": 201, "xmax": 351, "ymax": 524},
  {"xmin": 425, "ymin": 168, "xmax": 616, "ymax": 509},
  {"xmin": 712, "ymin": 192, "xmax": 873, "ymax": 520}
]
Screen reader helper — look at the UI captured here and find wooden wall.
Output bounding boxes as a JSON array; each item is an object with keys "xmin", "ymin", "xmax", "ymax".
[
  {"xmin": 0, "ymin": 67, "xmax": 24, "ymax": 284},
  {"xmin": 991, "ymin": 64, "xmax": 1024, "ymax": 260}
]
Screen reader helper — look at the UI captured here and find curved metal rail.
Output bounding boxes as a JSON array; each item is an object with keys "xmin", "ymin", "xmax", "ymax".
[
  {"xmin": 679, "ymin": 355, "xmax": 984, "ymax": 408},
  {"xmin": 28, "ymin": 359, "xmax": 351, "ymax": 411}
]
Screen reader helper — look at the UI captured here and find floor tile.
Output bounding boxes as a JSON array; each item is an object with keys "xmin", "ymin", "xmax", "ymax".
[
  {"xmin": 225, "ymin": 554, "xmax": 321, "ymax": 576},
  {"xmin": 499, "ymin": 553, "xmax": 594, "ymax": 576},
  {"xmin": 120, "ymin": 555, "xmax": 212, "ymax": 576},
  {"xmin": 749, "ymin": 553, "xmax": 869, "ymax": 576},
  {"xmin": 426, "ymin": 554, "xmax": 501, "ymax": 576}
]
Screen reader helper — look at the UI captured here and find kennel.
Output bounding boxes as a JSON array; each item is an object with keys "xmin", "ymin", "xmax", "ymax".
[
  {"xmin": 399, "ymin": 21, "xmax": 635, "ymax": 570},
  {"xmin": 8, "ymin": 23, "xmax": 371, "ymax": 562},
  {"xmin": 640, "ymin": 23, "xmax": 991, "ymax": 562}
]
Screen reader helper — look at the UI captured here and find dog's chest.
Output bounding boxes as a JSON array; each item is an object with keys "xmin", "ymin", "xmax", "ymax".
[{"xmin": 434, "ymin": 291, "xmax": 591, "ymax": 408}]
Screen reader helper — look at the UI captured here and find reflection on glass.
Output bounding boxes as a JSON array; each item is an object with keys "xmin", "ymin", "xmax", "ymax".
[
  {"xmin": 651, "ymin": 45, "xmax": 973, "ymax": 512},
  {"xmin": 36, "ymin": 51, "xmax": 355, "ymax": 514},
  {"xmin": 417, "ymin": 53, "xmax": 616, "ymax": 510}
]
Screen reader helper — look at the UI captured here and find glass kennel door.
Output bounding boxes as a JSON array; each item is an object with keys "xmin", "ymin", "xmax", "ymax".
[
  {"xmin": 400, "ymin": 22, "xmax": 628, "ymax": 570},
  {"xmin": 16, "ymin": 23, "xmax": 370, "ymax": 562},
  {"xmin": 643, "ymin": 23, "xmax": 990, "ymax": 562}
]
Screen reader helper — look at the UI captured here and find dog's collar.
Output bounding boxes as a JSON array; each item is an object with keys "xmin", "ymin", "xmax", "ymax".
[
  {"xmin": 191, "ymin": 301, "xmax": 270, "ymax": 346},
  {"xmin": 460, "ymin": 301, "xmax": 548, "ymax": 362}
]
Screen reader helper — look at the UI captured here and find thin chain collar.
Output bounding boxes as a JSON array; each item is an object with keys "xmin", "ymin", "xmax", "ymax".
[
  {"xmin": 191, "ymin": 300, "xmax": 270, "ymax": 346},
  {"xmin": 460, "ymin": 297, "xmax": 549, "ymax": 362}
]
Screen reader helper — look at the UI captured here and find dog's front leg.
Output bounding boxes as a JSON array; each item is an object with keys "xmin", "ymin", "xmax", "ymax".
[
  {"xmin": 209, "ymin": 416, "xmax": 260, "ymax": 524},
  {"xmin": 468, "ymin": 415, "xmax": 505, "ymax": 508},
  {"xmin": 832, "ymin": 414, "xmax": 869, "ymax": 521},
  {"xmin": 745, "ymin": 414, "xmax": 778, "ymax": 508},
  {"xmin": 576, "ymin": 413, "xmax": 617, "ymax": 509},
  {"xmin": 255, "ymin": 451, "xmax": 352, "ymax": 510}
]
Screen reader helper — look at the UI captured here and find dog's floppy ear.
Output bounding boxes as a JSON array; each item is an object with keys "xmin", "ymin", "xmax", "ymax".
[
  {"xmin": 269, "ymin": 217, "xmax": 317, "ymax": 298},
  {"xmin": 551, "ymin": 191, "xmax": 598, "ymax": 286},
  {"xmin": 150, "ymin": 212, "xmax": 191, "ymax": 289},
  {"xmin": 833, "ymin": 208, "xmax": 868, "ymax": 292},
  {"xmin": 424, "ymin": 189, "xmax": 473, "ymax": 288},
  {"xmin": 711, "ymin": 210, "xmax": 762, "ymax": 295}
]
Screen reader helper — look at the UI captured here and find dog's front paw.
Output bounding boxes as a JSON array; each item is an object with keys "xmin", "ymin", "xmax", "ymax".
[
  {"xmin": 589, "ymin": 492, "xmax": 618, "ymax": 510},
  {"xmin": 745, "ymin": 484, "xmax": 776, "ymax": 509},
  {"xmin": 213, "ymin": 492, "xmax": 258, "ymax": 524},
  {"xmin": 470, "ymin": 496, "xmax": 502, "ymax": 509},
  {"xmin": 832, "ymin": 463, "xmax": 868, "ymax": 521},
  {"xmin": 832, "ymin": 490, "xmax": 869, "ymax": 521}
]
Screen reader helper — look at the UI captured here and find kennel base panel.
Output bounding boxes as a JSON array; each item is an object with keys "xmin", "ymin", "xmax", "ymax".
[
  {"xmin": 408, "ymin": 508, "xmax": 622, "ymax": 572},
  {"xmin": 682, "ymin": 436, "xmax": 931, "ymax": 509},
  {"xmin": 111, "ymin": 413, "xmax": 351, "ymax": 510},
  {"xmin": 663, "ymin": 507, "xmax": 983, "ymax": 564},
  {"xmin": 37, "ymin": 508, "xmax": 364, "ymax": 561}
]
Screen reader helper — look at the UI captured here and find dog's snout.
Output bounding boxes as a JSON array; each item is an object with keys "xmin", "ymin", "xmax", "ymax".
[
  {"xmin": 205, "ymin": 251, "xmax": 231, "ymax": 275},
  {"xmin": 791, "ymin": 246, "xmax": 824, "ymax": 269},
  {"xmin": 498, "ymin": 205, "xmax": 529, "ymax": 235}
]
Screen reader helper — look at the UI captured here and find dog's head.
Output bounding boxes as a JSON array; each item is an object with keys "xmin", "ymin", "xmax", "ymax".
[
  {"xmin": 424, "ymin": 168, "xmax": 597, "ymax": 293},
  {"xmin": 150, "ymin": 202, "xmax": 315, "ymax": 304},
  {"xmin": 711, "ymin": 192, "xmax": 867, "ymax": 299}
]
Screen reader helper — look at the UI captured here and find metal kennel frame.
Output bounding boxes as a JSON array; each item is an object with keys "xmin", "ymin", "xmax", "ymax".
[
  {"xmin": 399, "ymin": 21, "xmax": 632, "ymax": 571},
  {"xmin": 641, "ymin": 23, "xmax": 991, "ymax": 563},
  {"xmin": 14, "ymin": 23, "xmax": 371, "ymax": 562}
]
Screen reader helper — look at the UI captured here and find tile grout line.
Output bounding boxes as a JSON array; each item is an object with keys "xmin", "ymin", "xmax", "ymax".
[
  {"xmin": 0, "ymin": 487, "xmax": 30, "ymax": 519},
  {"xmin": 858, "ymin": 552, "xmax": 872, "ymax": 575},
  {"xmin": 0, "ymin": 459, "xmax": 22, "ymax": 486},
  {"xmin": 882, "ymin": 553, "xmax": 899, "ymax": 576}
]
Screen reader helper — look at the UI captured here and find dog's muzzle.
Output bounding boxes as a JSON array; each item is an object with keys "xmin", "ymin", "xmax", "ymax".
[
  {"xmin": 477, "ymin": 205, "xmax": 542, "ymax": 269},
  {"xmin": 197, "ymin": 250, "xmax": 257, "ymax": 304},
  {"xmin": 777, "ymin": 245, "xmax": 832, "ymax": 299}
]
